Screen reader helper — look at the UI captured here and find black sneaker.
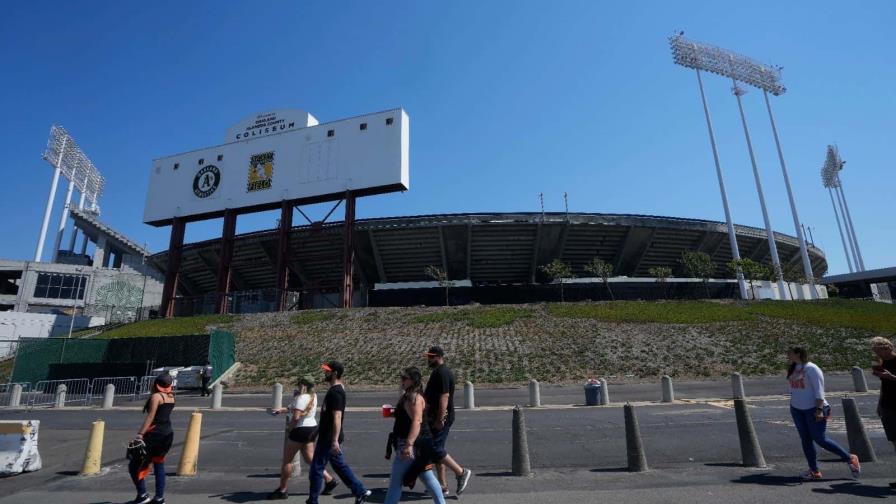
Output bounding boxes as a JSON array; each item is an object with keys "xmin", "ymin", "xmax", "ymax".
[
  {"xmin": 321, "ymin": 480, "xmax": 339, "ymax": 495},
  {"xmin": 132, "ymin": 495, "xmax": 151, "ymax": 504},
  {"xmin": 150, "ymin": 498, "xmax": 166, "ymax": 504},
  {"xmin": 456, "ymin": 468, "xmax": 472, "ymax": 494},
  {"xmin": 355, "ymin": 489, "xmax": 371, "ymax": 504},
  {"xmin": 267, "ymin": 489, "xmax": 288, "ymax": 500}
]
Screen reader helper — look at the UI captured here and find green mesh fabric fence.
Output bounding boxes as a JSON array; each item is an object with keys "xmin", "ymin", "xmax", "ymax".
[
  {"xmin": 208, "ymin": 330, "xmax": 235, "ymax": 381},
  {"xmin": 11, "ymin": 332, "xmax": 235, "ymax": 384}
]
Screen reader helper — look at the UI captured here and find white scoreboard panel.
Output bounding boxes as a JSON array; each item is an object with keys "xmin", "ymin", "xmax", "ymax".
[{"xmin": 143, "ymin": 108, "xmax": 409, "ymax": 226}]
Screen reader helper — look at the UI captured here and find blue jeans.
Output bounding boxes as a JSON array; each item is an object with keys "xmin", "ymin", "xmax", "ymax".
[
  {"xmin": 129, "ymin": 459, "xmax": 165, "ymax": 498},
  {"xmin": 384, "ymin": 440, "xmax": 445, "ymax": 504},
  {"xmin": 790, "ymin": 405, "xmax": 851, "ymax": 471},
  {"xmin": 307, "ymin": 440, "xmax": 366, "ymax": 504}
]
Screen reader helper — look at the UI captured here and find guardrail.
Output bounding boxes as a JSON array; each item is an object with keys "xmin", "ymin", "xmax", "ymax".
[
  {"xmin": 0, "ymin": 382, "xmax": 31, "ymax": 406},
  {"xmin": 28, "ymin": 378, "xmax": 91, "ymax": 408},
  {"xmin": 90, "ymin": 376, "xmax": 139, "ymax": 400}
]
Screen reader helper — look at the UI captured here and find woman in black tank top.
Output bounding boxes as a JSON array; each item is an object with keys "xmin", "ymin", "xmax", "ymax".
[
  {"xmin": 384, "ymin": 367, "xmax": 445, "ymax": 503},
  {"xmin": 128, "ymin": 373, "xmax": 175, "ymax": 504}
]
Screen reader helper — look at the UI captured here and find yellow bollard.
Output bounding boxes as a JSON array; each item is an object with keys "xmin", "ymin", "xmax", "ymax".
[
  {"xmin": 80, "ymin": 420, "xmax": 105, "ymax": 475},
  {"xmin": 176, "ymin": 410, "xmax": 202, "ymax": 476}
]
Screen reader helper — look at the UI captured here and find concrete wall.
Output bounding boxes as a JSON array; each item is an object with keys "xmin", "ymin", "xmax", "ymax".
[{"xmin": 0, "ymin": 311, "xmax": 105, "ymax": 356}]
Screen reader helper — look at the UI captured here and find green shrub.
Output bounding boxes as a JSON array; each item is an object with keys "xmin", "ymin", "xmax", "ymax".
[
  {"xmin": 291, "ymin": 311, "xmax": 337, "ymax": 325},
  {"xmin": 746, "ymin": 299, "xmax": 896, "ymax": 334},
  {"xmin": 548, "ymin": 301, "xmax": 754, "ymax": 324},
  {"xmin": 412, "ymin": 307, "xmax": 533, "ymax": 328},
  {"xmin": 94, "ymin": 314, "xmax": 234, "ymax": 338}
]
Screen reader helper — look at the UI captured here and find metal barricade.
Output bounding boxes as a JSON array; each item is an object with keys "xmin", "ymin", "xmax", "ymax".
[
  {"xmin": 29, "ymin": 378, "xmax": 91, "ymax": 407},
  {"xmin": 0, "ymin": 382, "xmax": 31, "ymax": 406},
  {"xmin": 137, "ymin": 375, "xmax": 157, "ymax": 398},
  {"xmin": 89, "ymin": 376, "xmax": 139, "ymax": 404}
]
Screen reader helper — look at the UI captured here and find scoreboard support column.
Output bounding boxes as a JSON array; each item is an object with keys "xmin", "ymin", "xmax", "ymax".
[
  {"xmin": 341, "ymin": 192, "xmax": 356, "ymax": 309},
  {"xmin": 275, "ymin": 200, "xmax": 293, "ymax": 311},
  {"xmin": 161, "ymin": 217, "xmax": 186, "ymax": 318},
  {"xmin": 216, "ymin": 209, "xmax": 237, "ymax": 314}
]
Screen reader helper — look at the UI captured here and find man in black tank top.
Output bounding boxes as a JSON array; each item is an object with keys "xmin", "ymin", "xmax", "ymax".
[{"xmin": 871, "ymin": 337, "xmax": 896, "ymax": 489}]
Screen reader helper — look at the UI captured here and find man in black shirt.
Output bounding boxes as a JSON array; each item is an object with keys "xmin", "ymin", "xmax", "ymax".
[
  {"xmin": 306, "ymin": 361, "xmax": 370, "ymax": 504},
  {"xmin": 424, "ymin": 346, "xmax": 472, "ymax": 496},
  {"xmin": 871, "ymin": 336, "xmax": 896, "ymax": 489}
]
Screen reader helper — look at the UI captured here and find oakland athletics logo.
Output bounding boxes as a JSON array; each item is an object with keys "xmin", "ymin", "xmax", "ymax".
[{"xmin": 193, "ymin": 165, "xmax": 221, "ymax": 198}]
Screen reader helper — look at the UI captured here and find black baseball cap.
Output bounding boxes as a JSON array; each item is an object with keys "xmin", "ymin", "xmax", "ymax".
[
  {"xmin": 321, "ymin": 360, "xmax": 344, "ymax": 376},
  {"xmin": 424, "ymin": 346, "xmax": 445, "ymax": 357}
]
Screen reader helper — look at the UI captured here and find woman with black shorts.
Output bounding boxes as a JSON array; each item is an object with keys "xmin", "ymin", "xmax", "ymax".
[
  {"xmin": 129, "ymin": 373, "xmax": 175, "ymax": 504},
  {"xmin": 267, "ymin": 375, "xmax": 336, "ymax": 500}
]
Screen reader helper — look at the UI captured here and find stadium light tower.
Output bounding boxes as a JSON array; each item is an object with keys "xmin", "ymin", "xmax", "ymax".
[
  {"xmin": 822, "ymin": 145, "xmax": 863, "ymax": 272},
  {"xmin": 670, "ymin": 34, "xmax": 817, "ymax": 299},
  {"xmin": 37, "ymin": 125, "xmax": 103, "ymax": 262}
]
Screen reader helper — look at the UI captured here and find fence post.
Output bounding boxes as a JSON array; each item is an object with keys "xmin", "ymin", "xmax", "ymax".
[
  {"xmin": 624, "ymin": 404, "xmax": 648, "ymax": 472},
  {"xmin": 54, "ymin": 384, "xmax": 67, "ymax": 408},
  {"xmin": 102, "ymin": 384, "xmax": 115, "ymax": 409},
  {"xmin": 528, "ymin": 379, "xmax": 540, "ymax": 407},
  {"xmin": 464, "ymin": 381, "xmax": 475, "ymax": 409},
  {"xmin": 177, "ymin": 411, "xmax": 203, "ymax": 476},
  {"xmin": 511, "ymin": 405, "xmax": 531, "ymax": 477},
  {"xmin": 9, "ymin": 384, "xmax": 22, "ymax": 407}
]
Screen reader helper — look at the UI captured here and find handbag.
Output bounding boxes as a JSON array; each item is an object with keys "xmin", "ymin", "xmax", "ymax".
[{"xmin": 126, "ymin": 438, "xmax": 148, "ymax": 466}]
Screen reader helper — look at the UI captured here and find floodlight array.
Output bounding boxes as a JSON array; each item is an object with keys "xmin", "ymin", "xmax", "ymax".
[
  {"xmin": 821, "ymin": 145, "xmax": 843, "ymax": 188},
  {"xmin": 42, "ymin": 125, "xmax": 105, "ymax": 202},
  {"xmin": 669, "ymin": 34, "xmax": 786, "ymax": 96}
]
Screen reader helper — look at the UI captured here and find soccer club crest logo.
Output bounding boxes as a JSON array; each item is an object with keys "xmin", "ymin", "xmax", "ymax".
[
  {"xmin": 247, "ymin": 151, "xmax": 274, "ymax": 192},
  {"xmin": 193, "ymin": 165, "xmax": 221, "ymax": 198}
]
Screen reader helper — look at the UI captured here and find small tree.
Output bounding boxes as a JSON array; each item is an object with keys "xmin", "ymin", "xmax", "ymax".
[
  {"xmin": 539, "ymin": 259, "xmax": 573, "ymax": 302},
  {"xmin": 727, "ymin": 258, "xmax": 767, "ymax": 300},
  {"xmin": 648, "ymin": 266, "xmax": 673, "ymax": 300},
  {"xmin": 424, "ymin": 265, "xmax": 455, "ymax": 306},
  {"xmin": 584, "ymin": 257, "xmax": 615, "ymax": 301},
  {"xmin": 680, "ymin": 251, "xmax": 714, "ymax": 298}
]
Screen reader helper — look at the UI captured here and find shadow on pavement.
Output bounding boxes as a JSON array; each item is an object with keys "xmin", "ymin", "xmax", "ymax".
[
  {"xmin": 589, "ymin": 467, "xmax": 630, "ymax": 473},
  {"xmin": 704, "ymin": 462, "xmax": 745, "ymax": 468},
  {"xmin": 245, "ymin": 473, "xmax": 279, "ymax": 478},
  {"xmin": 731, "ymin": 473, "xmax": 802, "ymax": 487},
  {"xmin": 211, "ymin": 491, "xmax": 279, "ymax": 502},
  {"xmin": 812, "ymin": 482, "xmax": 894, "ymax": 499},
  {"xmin": 476, "ymin": 471, "xmax": 515, "ymax": 477}
]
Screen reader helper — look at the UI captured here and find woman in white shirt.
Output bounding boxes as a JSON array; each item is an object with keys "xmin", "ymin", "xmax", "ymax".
[
  {"xmin": 267, "ymin": 375, "xmax": 336, "ymax": 500},
  {"xmin": 787, "ymin": 346, "xmax": 861, "ymax": 481}
]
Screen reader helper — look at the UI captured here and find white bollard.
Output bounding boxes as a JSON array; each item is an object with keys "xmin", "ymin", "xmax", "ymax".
[
  {"xmin": 8, "ymin": 384, "xmax": 22, "ymax": 407},
  {"xmin": 463, "ymin": 381, "xmax": 475, "ymax": 409},
  {"xmin": 731, "ymin": 372, "xmax": 745, "ymax": 399},
  {"xmin": 102, "ymin": 384, "xmax": 115, "ymax": 409},
  {"xmin": 272, "ymin": 383, "xmax": 283, "ymax": 411},
  {"xmin": 599, "ymin": 378, "xmax": 609, "ymax": 405},
  {"xmin": 54, "ymin": 384, "xmax": 67, "ymax": 408},
  {"xmin": 211, "ymin": 383, "xmax": 223, "ymax": 410},
  {"xmin": 661, "ymin": 375, "xmax": 674, "ymax": 403},
  {"xmin": 528, "ymin": 379, "xmax": 540, "ymax": 407},
  {"xmin": 851, "ymin": 366, "xmax": 868, "ymax": 393}
]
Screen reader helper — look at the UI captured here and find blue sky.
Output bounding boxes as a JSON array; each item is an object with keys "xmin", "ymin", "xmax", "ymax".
[{"xmin": 1, "ymin": 1, "xmax": 893, "ymax": 275}]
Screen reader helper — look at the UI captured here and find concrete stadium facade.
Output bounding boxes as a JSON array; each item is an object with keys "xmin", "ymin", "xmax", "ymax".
[{"xmin": 150, "ymin": 212, "xmax": 827, "ymax": 309}]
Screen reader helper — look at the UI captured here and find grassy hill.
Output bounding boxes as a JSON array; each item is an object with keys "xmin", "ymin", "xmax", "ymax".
[{"xmin": 84, "ymin": 299, "xmax": 896, "ymax": 387}]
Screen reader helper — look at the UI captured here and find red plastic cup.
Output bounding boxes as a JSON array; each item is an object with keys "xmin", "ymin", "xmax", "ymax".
[{"xmin": 382, "ymin": 404, "xmax": 395, "ymax": 418}]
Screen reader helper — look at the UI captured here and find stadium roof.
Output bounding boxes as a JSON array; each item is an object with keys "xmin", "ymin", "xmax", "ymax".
[{"xmin": 149, "ymin": 212, "xmax": 827, "ymax": 295}]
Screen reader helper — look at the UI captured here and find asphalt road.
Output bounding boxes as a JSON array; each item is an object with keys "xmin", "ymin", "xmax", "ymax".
[{"xmin": 0, "ymin": 381, "xmax": 892, "ymax": 504}]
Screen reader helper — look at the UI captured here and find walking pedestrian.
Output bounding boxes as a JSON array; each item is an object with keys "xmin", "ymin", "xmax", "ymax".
[
  {"xmin": 127, "ymin": 373, "xmax": 175, "ymax": 504},
  {"xmin": 384, "ymin": 366, "xmax": 445, "ymax": 504},
  {"xmin": 786, "ymin": 346, "xmax": 861, "ymax": 480},
  {"xmin": 306, "ymin": 361, "xmax": 371, "ymax": 504},
  {"xmin": 870, "ymin": 336, "xmax": 896, "ymax": 489},
  {"xmin": 200, "ymin": 361, "xmax": 213, "ymax": 397},
  {"xmin": 423, "ymin": 346, "xmax": 472, "ymax": 496},
  {"xmin": 266, "ymin": 375, "xmax": 337, "ymax": 500}
]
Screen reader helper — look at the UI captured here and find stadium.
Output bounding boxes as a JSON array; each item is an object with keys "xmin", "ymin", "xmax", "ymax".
[{"xmin": 150, "ymin": 211, "xmax": 828, "ymax": 313}]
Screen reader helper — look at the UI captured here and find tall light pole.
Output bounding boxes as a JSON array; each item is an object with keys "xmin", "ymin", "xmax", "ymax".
[
  {"xmin": 35, "ymin": 132, "xmax": 67, "ymax": 261},
  {"xmin": 731, "ymin": 79, "xmax": 788, "ymax": 298},
  {"xmin": 762, "ymin": 90, "xmax": 817, "ymax": 298},
  {"xmin": 833, "ymin": 169, "xmax": 865, "ymax": 271},
  {"xmin": 694, "ymin": 67, "xmax": 748, "ymax": 299},
  {"xmin": 670, "ymin": 34, "xmax": 813, "ymax": 300}
]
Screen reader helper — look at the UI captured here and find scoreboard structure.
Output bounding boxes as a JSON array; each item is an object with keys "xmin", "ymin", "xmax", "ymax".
[{"xmin": 145, "ymin": 108, "xmax": 409, "ymax": 316}]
